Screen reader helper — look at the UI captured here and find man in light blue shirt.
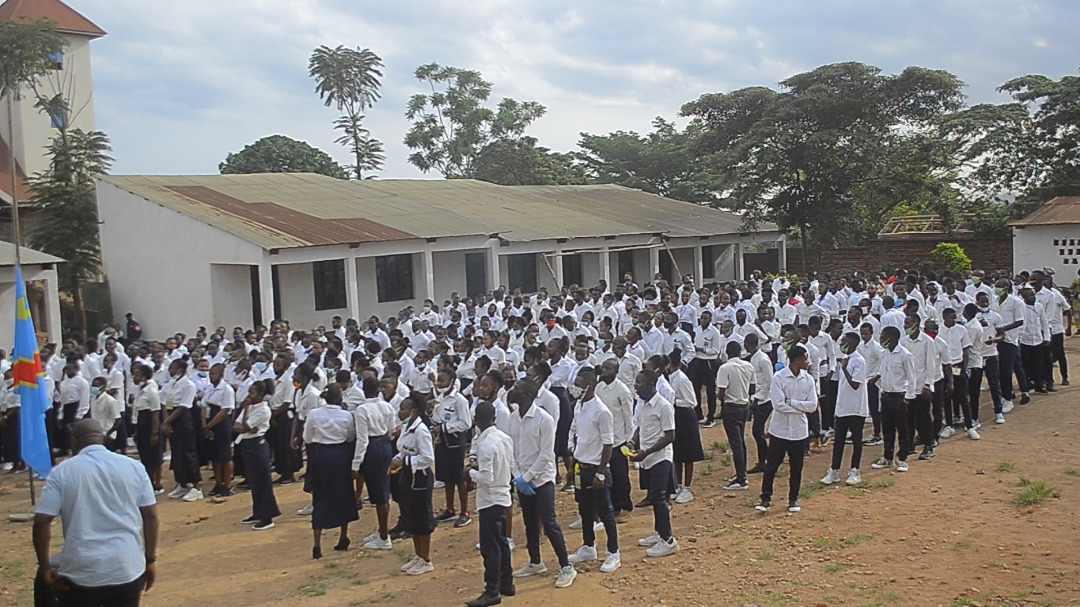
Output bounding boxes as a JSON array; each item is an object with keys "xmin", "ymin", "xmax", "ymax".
[{"xmin": 34, "ymin": 419, "xmax": 160, "ymax": 606}]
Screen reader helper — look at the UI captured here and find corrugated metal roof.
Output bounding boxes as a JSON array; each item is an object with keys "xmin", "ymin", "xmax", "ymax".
[
  {"xmin": 1009, "ymin": 197, "xmax": 1080, "ymax": 227},
  {"xmin": 100, "ymin": 174, "xmax": 774, "ymax": 250},
  {"xmin": 0, "ymin": 0, "xmax": 106, "ymax": 38},
  {"xmin": 0, "ymin": 240, "xmax": 63, "ymax": 266}
]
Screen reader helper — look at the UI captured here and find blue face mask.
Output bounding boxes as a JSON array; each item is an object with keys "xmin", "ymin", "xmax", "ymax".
[
  {"xmin": 197, "ymin": 371, "xmax": 209, "ymax": 378},
  {"xmin": 90, "ymin": 387, "xmax": 101, "ymax": 397},
  {"xmin": 254, "ymin": 362, "xmax": 268, "ymax": 373}
]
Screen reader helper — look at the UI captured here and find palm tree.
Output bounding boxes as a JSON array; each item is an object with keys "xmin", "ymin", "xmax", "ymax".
[{"xmin": 309, "ymin": 45, "xmax": 385, "ymax": 178}]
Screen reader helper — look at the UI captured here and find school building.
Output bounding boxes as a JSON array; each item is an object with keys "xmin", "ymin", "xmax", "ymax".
[{"xmin": 96, "ymin": 174, "xmax": 784, "ymax": 339}]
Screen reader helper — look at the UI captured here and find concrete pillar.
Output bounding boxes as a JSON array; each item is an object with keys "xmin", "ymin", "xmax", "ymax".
[
  {"xmin": 487, "ymin": 243, "xmax": 501, "ymax": 293},
  {"xmin": 422, "ymin": 249, "xmax": 435, "ymax": 302},
  {"xmin": 258, "ymin": 260, "xmax": 274, "ymax": 325},
  {"xmin": 43, "ymin": 268, "xmax": 61, "ymax": 344},
  {"xmin": 649, "ymin": 246, "xmax": 660, "ymax": 280},
  {"xmin": 554, "ymin": 249, "xmax": 565, "ymax": 288},
  {"xmin": 600, "ymin": 248, "xmax": 611, "ymax": 289},
  {"xmin": 693, "ymin": 245, "xmax": 704, "ymax": 286},
  {"xmin": 778, "ymin": 237, "xmax": 787, "ymax": 272},
  {"xmin": 345, "ymin": 255, "xmax": 360, "ymax": 321},
  {"xmin": 734, "ymin": 242, "xmax": 745, "ymax": 282}
]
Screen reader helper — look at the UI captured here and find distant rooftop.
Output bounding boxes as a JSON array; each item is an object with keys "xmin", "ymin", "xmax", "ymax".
[
  {"xmin": 0, "ymin": 0, "xmax": 106, "ymax": 38},
  {"xmin": 1009, "ymin": 197, "xmax": 1080, "ymax": 228}
]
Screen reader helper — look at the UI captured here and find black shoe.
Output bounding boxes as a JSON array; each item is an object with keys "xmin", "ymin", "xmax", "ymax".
[
  {"xmin": 747, "ymin": 463, "xmax": 766, "ymax": 474},
  {"xmin": 454, "ymin": 513, "xmax": 472, "ymax": 528},
  {"xmin": 919, "ymin": 450, "xmax": 935, "ymax": 461},
  {"xmin": 240, "ymin": 515, "xmax": 259, "ymax": 525},
  {"xmin": 500, "ymin": 585, "xmax": 516, "ymax": 597},
  {"xmin": 465, "ymin": 592, "xmax": 502, "ymax": 607},
  {"xmin": 755, "ymin": 500, "xmax": 771, "ymax": 512},
  {"xmin": 1047, "ymin": 385, "xmax": 1057, "ymax": 392},
  {"xmin": 435, "ymin": 510, "xmax": 457, "ymax": 523},
  {"xmin": 334, "ymin": 538, "xmax": 350, "ymax": 552},
  {"xmin": 1020, "ymin": 393, "xmax": 1031, "ymax": 405},
  {"xmin": 389, "ymin": 528, "xmax": 408, "ymax": 541},
  {"xmin": 1062, "ymin": 379, "xmax": 1070, "ymax": 386},
  {"xmin": 312, "ymin": 546, "xmax": 322, "ymax": 559},
  {"xmin": 355, "ymin": 499, "xmax": 365, "ymax": 511},
  {"xmin": 1035, "ymin": 387, "xmax": 1048, "ymax": 395}
]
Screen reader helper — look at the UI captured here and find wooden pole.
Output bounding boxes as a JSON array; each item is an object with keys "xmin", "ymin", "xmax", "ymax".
[
  {"xmin": 540, "ymin": 252, "xmax": 561, "ymax": 292},
  {"xmin": 6, "ymin": 93, "xmax": 21, "ymax": 265},
  {"xmin": 662, "ymin": 240, "xmax": 683, "ymax": 283}
]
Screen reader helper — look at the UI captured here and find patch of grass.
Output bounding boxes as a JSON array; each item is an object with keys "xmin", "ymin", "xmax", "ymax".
[
  {"xmin": 824, "ymin": 563, "xmax": 843, "ymax": 573},
  {"xmin": 799, "ymin": 482, "xmax": 823, "ymax": 500},
  {"xmin": 1015, "ymin": 477, "xmax": 1055, "ymax": 507},
  {"xmin": 701, "ymin": 463, "xmax": 713, "ymax": 477},
  {"xmin": 324, "ymin": 562, "xmax": 339, "ymax": 569},
  {"xmin": 300, "ymin": 581, "xmax": 328, "ymax": 598},
  {"xmin": 997, "ymin": 460, "xmax": 1015, "ymax": 472},
  {"xmin": 950, "ymin": 600, "xmax": 974, "ymax": 607},
  {"xmin": 1021, "ymin": 562, "xmax": 1038, "ymax": 571},
  {"xmin": 1066, "ymin": 469, "xmax": 1080, "ymax": 477},
  {"xmin": 986, "ymin": 561, "xmax": 1004, "ymax": 568},
  {"xmin": 953, "ymin": 540, "xmax": 973, "ymax": 551},
  {"xmin": 811, "ymin": 535, "xmax": 839, "ymax": 549},
  {"xmin": 352, "ymin": 579, "xmax": 368, "ymax": 586},
  {"xmin": 702, "ymin": 449, "xmax": 714, "ymax": 461},
  {"xmin": 369, "ymin": 592, "xmax": 396, "ymax": 604},
  {"xmin": 713, "ymin": 528, "xmax": 735, "ymax": 537},
  {"xmin": 845, "ymin": 533, "xmax": 874, "ymax": 546},
  {"xmin": 758, "ymin": 550, "xmax": 775, "ymax": 562}
]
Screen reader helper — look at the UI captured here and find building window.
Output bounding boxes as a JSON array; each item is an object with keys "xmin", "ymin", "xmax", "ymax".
[
  {"xmin": 701, "ymin": 245, "xmax": 715, "ymax": 279},
  {"xmin": 507, "ymin": 253, "xmax": 538, "ymax": 293},
  {"xmin": 375, "ymin": 254, "xmax": 414, "ymax": 302},
  {"xmin": 313, "ymin": 259, "xmax": 347, "ymax": 311},
  {"xmin": 562, "ymin": 254, "xmax": 583, "ymax": 288},
  {"xmin": 48, "ymin": 51, "xmax": 62, "ymax": 70},
  {"xmin": 617, "ymin": 250, "xmax": 634, "ymax": 282}
]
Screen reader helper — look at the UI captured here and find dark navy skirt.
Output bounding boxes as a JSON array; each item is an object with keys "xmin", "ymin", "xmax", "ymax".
[
  {"xmin": 673, "ymin": 406, "xmax": 705, "ymax": 464},
  {"xmin": 136, "ymin": 409, "xmax": 163, "ymax": 470},
  {"xmin": 307, "ymin": 442, "xmax": 360, "ymax": 530},
  {"xmin": 2, "ymin": 409, "xmax": 19, "ymax": 463},
  {"xmin": 206, "ymin": 405, "xmax": 234, "ymax": 464},
  {"xmin": 400, "ymin": 466, "xmax": 436, "ymax": 536},
  {"xmin": 361, "ymin": 435, "xmax": 393, "ymax": 506},
  {"xmin": 434, "ymin": 431, "xmax": 467, "ymax": 484}
]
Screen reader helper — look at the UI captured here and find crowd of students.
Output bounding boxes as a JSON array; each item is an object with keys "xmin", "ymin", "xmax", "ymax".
[{"xmin": 0, "ymin": 265, "xmax": 1072, "ymax": 607}]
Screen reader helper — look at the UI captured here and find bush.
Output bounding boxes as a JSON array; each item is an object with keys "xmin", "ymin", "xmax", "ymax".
[{"xmin": 932, "ymin": 243, "xmax": 972, "ymax": 272}]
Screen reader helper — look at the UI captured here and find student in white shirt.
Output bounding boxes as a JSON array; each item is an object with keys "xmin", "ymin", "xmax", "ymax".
[
  {"xmin": 304, "ymin": 383, "xmax": 359, "ymax": 559},
  {"xmin": 466, "ymin": 401, "xmax": 516, "ymax": 606},
  {"xmin": 871, "ymin": 326, "xmax": 917, "ymax": 472},
  {"xmin": 351, "ymin": 376, "xmax": 397, "ymax": 550},
  {"xmin": 594, "ymin": 358, "xmax": 637, "ymax": 519},
  {"xmin": 506, "ymin": 378, "xmax": 577, "ymax": 588},
  {"xmin": 0, "ymin": 369, "xmax": 22, "ymax": 472},
  {"xmin": 161, "ymin": 359, "xmax": 203, "ymax": 502},
  {"xmin": 432, "ymin": 368, "xmax": 473, "ymax": 528},
  {"xmin": 1033, "ymin": 274, "xmax": 1070, "ymax": 389},
  {"xmin": 131, "ymin": 364, "xmax": 164, "ymax": 492},
  {"xmin": 629, "ymin": 369, "xmax": 679, "ymax": 558},
  {"xmin": 821, "ymin": 333, "xmax": 868, "ymax": 486},
  {"xmin": 937, "ymin": 308, "xmax": 977, "ymax": 439},
  {"xmin": 857, "ymin": 324, "xmax": 885, "ymax": 446},
  {"xmin": 233, "ymin": 378, "xmax": 280, "ymax": 531},
  {"xmin": 667, "ymin": 351, "xmax": 705, "ymax": 505},
  {"xmin": 688, "ymin": 311, "xmax": 722, "ymax": 425},
  {"xmin": 58, "ymin": 363, "xmax": 90, "ymax": 456},
  {"xmin": 994, "ymin": 278, "xmax": 1028, "ymax": 407},
  {"xmin": 901, "ymin": 315, "xmax": 937, "ymax": 461},
  {"xmin": 744, "ymin": 333, "xmax": 774, "ymax": 474},
  {"xmin": 392, "ymin": 392, "xmax": 438, "ymax": 576},
  {"xmin": 89, "ymin": 377, "xmax": 122, "ymax": 452},
  {"xmin": 715, "ymin": 341, "xmax": 756, "ymax": 491},
  {"xmin": 1018, "ymin": 287, "xmax": 1050, "ymax": 394},
  {"xmin": 757, "ymin": 344, "xmax": 818, "ymax": 513}
]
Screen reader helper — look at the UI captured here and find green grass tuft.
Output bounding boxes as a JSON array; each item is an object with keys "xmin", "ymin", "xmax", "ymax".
[{"xmin": 1015, "ymin": 477, "xmax": 1054, "ymax": 506}]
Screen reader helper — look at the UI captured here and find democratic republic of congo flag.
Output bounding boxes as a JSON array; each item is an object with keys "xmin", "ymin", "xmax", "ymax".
[{"xmin": 12, "ymin": 265, "xmax": 53, "ymax": 478}]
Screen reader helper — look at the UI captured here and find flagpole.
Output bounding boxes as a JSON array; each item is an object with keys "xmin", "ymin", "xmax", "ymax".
[{"xmin": 8, "ymin": 92, "xmax": 32, "ymax": 504}]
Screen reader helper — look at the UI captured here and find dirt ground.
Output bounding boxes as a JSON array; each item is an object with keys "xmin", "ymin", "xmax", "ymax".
[{"xmin": 3, "ymin": 345, "xmax": 1080, "ymax": 607}]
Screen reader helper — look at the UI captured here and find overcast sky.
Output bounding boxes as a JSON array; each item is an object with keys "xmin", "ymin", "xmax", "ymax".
[{"xmin": 76, "ymin": 0, "xmax": 1078, "ymax": 179}]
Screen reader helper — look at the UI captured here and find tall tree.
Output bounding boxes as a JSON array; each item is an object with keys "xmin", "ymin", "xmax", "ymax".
[
  {"xmin": 473, "ymin": 136, "xmax": 587, "ymax": 186},
  {"xmin": 681, "ymin": 62, "xmax": 965, "ymax": 263},
  {"xmin": 309, "ymin": 45, "xmax": 384, "ymax": 179},
  {"xmin": 577, "ymin": 117, "xmax": 710, "ymax": 202},
  {"xmin": 220, "ymin": 135, "xmax": 348, "ymax": 179},
  {"xmin": 404, "ymin": 63, "xmax": 546, "ymax": 178}
]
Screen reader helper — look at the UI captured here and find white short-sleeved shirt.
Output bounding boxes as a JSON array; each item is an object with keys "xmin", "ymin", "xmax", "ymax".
[
  {"xmin": 571, "ymin": 397, "xmax": 614, "ymax": 466},
  {"xmin": 834, "ymin": 351, "xmax": 869, "ymax": 417},
  {"xmin": 36, "ymin": 445, "xmax": 156, "ymax": 587},
  {"xmin": 715, "ymin": 358, "xmax": 755, "ymax": 405},
  {"xmin": 635, "ymin": 392, "xmax": 675, "ymax": 469}
]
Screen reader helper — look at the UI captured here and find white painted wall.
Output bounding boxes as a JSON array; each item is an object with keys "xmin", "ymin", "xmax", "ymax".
[
  {"xmin": 0, "ymin": 265, "xmax": 61, "ymax": 348},
  {"xmin": 96, "ymin": 181, "xmax": 265, "ymax": 340},
  {"xmin": 669, "ymin": 247, "xmax": 695, "ymax": 281},
  {"xmin": 433, "ymin": 250, "xmax": 468, "ymax": 300},
  {"xmin": 1013, "ymin": 226, "xmax": 1080, "ymax": 279},
  {"xmin": 209, "ymin": 264, "xmax": 253, "ymax": 330}
]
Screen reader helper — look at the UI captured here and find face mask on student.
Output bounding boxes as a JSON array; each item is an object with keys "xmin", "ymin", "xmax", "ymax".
[
  {"xmin": 90, "ymin": 387, "xmax": 100, "ymax": 397},
  {"xmin": 995, "ymin": 287, "xmax": 1007, "ymax": 297},
  {"xmin": 254, "ymin": 362, "xmax": 268, "ymax": 373},
  {"xmin": 905, "ymin": 326, "xmax": 917, "ymax": 337}
]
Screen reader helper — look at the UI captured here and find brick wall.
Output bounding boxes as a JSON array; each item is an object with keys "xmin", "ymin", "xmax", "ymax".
[{"xmin": 780, "ymin": 235, "xmax": 1013, "ymax": 275}]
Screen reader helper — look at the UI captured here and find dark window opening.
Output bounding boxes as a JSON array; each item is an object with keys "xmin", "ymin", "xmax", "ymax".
[
  {"xmin": 313, "ymin": 259, "xmax": 347, "ymax": 311},
  {"xmin": 376, "ymin": 254, "xmax": 414, "ymax": 302},
  {"xmin": 507, "ymin": 253, "xmax": 537, "ymax": 293}
]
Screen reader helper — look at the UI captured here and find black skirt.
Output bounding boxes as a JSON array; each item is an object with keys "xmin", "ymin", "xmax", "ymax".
[
  {"xmin": 399, "ymin": 465, "xmax": 436, "ymax": 536},
  {"xmin": 205, "ymin": 405, "xmax": 233, "ymax": 464},
  {"xmin": 136, "ymin": 409, "xmax": 163, "ymax": 470},
  {"xmin": 434, "ymin": 431, "xmax": 467, "ymax": 484},
  {"xmin": 2, "ymin": 409, "xmax": 19, "ymax": 463},
  {"xmin": 361, "ymin": 436, "xmax": 393, "ymax": 506},
  {"xmin": 307, "ymin": 442, "xmax": 360, "ymax": 530},
  {"xmin": 673, "ymin": 406, "xmax": 705, "ymax": 464}
]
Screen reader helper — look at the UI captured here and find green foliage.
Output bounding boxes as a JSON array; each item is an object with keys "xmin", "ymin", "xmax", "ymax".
[
  {"xmin": 219, "ymin": 135, "xmax": 347, "ymax": 179},
  {"xmin": 0, "ymin": 18, "xmax": 65, "ymax": 101},
  {"xmin": 474, "ymin": 137, "xmax": 587, "ymax": 186},
  {"xmin": 404, "ymin": 63, "xmax": 546, "ymax": 178},
  {"xmin": 996, "ymin": 460, "xmax": 1015, "ymax": 472},
  {"xmin": 931, "ymin": 243, "xmax": 972, "ymax": 272},
  {"xmin": 1015, "ymin": 477, "xmax": 1054, "ymax": 507},
  {"xmin": 26, "ymin": 129, "xmax": 112, "ymax": 295},
  {"xmin": 309, "ymin": 45, "xmax": 384, "ymax": 178}
]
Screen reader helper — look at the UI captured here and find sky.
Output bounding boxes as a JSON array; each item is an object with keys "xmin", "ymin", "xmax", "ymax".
[{"xmin": 72, "ymin": 0, "xmax": 1079, "ymax": 179}]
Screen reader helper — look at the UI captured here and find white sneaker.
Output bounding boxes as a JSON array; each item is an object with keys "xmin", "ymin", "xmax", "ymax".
[
  {"xmin": 637, "ymin": 532, "xmax": 662, "ymax": 547},
  {"xmin": 554, "ymin": 564, "xmax": 577, "ymax": 588},
  {"xmin": 168, "ymin": 484, "xmax": 189, "ymax": 499},
  {"xmin": 401, "ymin": 555, "xmax": 422, "ymax": 572},
  {"xmin": 297, "ymin": 504, "xmax": 314, "ymax": 516},
  {"xmin": 675, "ymin": 487, "xmax": 695, "ymax": 504},
  {"xmin": 592, "ymin": 521, "xmax": 604, "ymax": 532},
  {"xmin": 974, "ymin": 420, "xmax": 982, "ymax": 430},
  {"xmin": 1002, "ymin": 400, "xmax": 1014, "ymax": 413},
  {"xmin": 514, "ymin": 561, "xmax": 548, "ymax": 578},
  {"xmin": 995, "ymin": 413, "xmax": 1006, "ymax": 424},
  {"xmin": 433, "ymin": 480, "xmax": 445, "ymax": 489},
  {"xmin": 600, "ymin": 551, "xmax": 621, "ymax": 572},
  {"xmin": 846, "ymin": 469, "xmax": 862, "ymax": 485},
  {"xmin": 569, "ymin": 517, "xmax": 584, "ymax": 529},
  {"xmin": 824, "ymin": 427, "xmax": 835, "ymax": 438},
  {"xmin": 163, "ymin": 452, "xmax": 172, "ymax": 462},
  {"xmin": 363, "ymin": 536, "xmax": 392, "ymax": 550},
  {"xmin": 182, "ymin": 487, "xmax": 203, "ymax": 502},
  {"xmin": 820, "ymin": 469, "xmax": 841, "ymax": 485},
  {"xmin": 967, "ymin": 428, "xmax": 981, "ymax": 440},
  {"xmin": 646, "ymin": 537, "xmax": 679, "ymax": 557},
  {"xmin": 567, "ymin": 545, "xmax": 597, "ymax": 563},
  {"xmin": 364, "ymin": 531, "xmax": 381, "ymax": 543},
  {"xmin": 406, "ymin": 559, "xmax": 434, "ymax": 576},
  {"xmin": 939, "ymin": 426, "xmax": 956, "ymax": 439},
  {"xmin": 897, "ymin": 460, "xmax": 909, "ymax": 472},
  {"xmin": 871, "ymin": 458, "xmax": 893, "ymax": 469}
]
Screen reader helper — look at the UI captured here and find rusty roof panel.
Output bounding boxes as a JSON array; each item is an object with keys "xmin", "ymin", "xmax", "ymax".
[
  {"xmin": 1010, "ymin": 197, "xmax": 1080, "ymax": 227},
  {"xmin": 0, "ymin": 0, "xmax": 106, "ymax": 37}
]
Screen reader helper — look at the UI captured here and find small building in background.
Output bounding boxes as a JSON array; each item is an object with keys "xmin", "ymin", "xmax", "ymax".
[
  {"xmin": 96, "ymin": 173, "xmax": 783, "ymax": 339},
  {"xmin": 1010, "ymin": 196, "xmax": 1080, "ymax": 280},
  {"xmin": 0, "ymin": 241, "xmax": 63, "ymax": 346}
]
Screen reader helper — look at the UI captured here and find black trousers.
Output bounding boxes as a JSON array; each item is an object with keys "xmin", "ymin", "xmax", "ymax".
[
  {"xmin": 949, "ymin": 368, "xmax": 973, "ymax": 429},
  {"xmin": 687, "ymin": 358, "xmax": 719, "ymax": 421},
  {"xmin": 760, "ymin": 436, "xmax": 805, "ymax": 504},
  {"xmin": 268, "ymin": 418, "xmax": 300, "ymax": 476},
  {"xmin": 880, "ymin": 393, "xmax": 911, "ymax": 462},
  {"xmin": 519, "ymin": 482, "xmax": 570, "ymax": 568},
  {"xmin": 1047, "ymin": 332, "xmax": 1068, "ymax": 384},
  {"xmin": 58, "ymin": 402, "xmax": 79, "ymax": 454},
  {"xmin": 478, "ymin": 505, "xmax": 514, "ymax": 595},
  {"xmin": 830, "ymin": 415, "xmax": 864, "ymax": 470},
  {"xmin": 1020, "ymin": 343, "xmax": 1045, "ymax": 391},
  {"xmin": 750, "ymin": 402, "xmax": 772, "ymax": 466},
  {"xmin": 907, "ymin": 393, "xmax": 933, "ymax": 452},
  {"xmin": 35, "ymin": 571, "xmax": 143, "ymax": 607},
  {"xmin": 608, "ymin": 444, "xmax": 634, "ymax": 513},
  {"xmin": 169, "ymin": 409, "xmax": 201, "ymax": 486},
  {"xmin": 721, "ymin": 403, "xmax": 749, "ymax": 483},
  {"xmin": 644, "ymin": 460, "xmax": 674, "ymax": 540},
  {"xmin": 574, "ymin": 466, "xmax": 618, "ymax": 554},
  {"xmin": 931, "ymin": 378, "xmax": 946, "ymax": 436},
  {"xmin": 241, "ymin": 437, "xmax": 281, "ymax": 521},
  {"xmin": 868, "ymin": 384, "xmax": 881, "ymax": 437},
  {"xmin": 821, "ymin": 380, "xmax": 838, "ymax": 432},
  {"xmin": 997, "ymin": 342, "xmax": 1024, "ymax": 400}
]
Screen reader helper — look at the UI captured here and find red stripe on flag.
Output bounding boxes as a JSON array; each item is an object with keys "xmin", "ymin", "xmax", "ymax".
[{"xmin": 12, "ymin": 354, "xmax": 43, "ymax": 386}]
